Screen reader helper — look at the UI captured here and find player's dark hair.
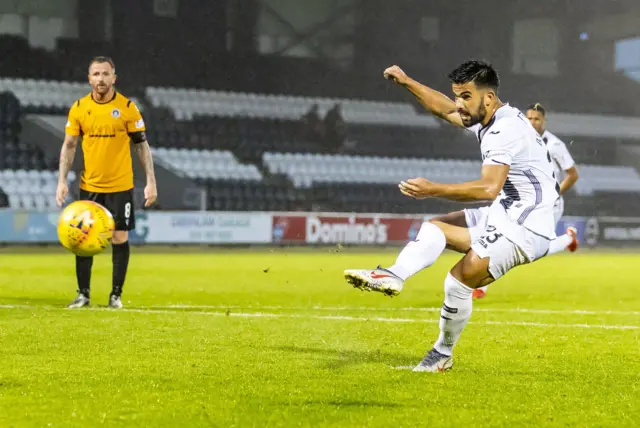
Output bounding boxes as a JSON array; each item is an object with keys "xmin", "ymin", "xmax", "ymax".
[
  {"xmin": 89, "ymin": 56, "xmax": 116, "ymax": 72},
  {"xmin": 527, "ymin": 103, "xmax": 546, "ymax": 117},
  {"xmin": 448, "ymin": 60, "xmax": 499, "ymax": 91}
]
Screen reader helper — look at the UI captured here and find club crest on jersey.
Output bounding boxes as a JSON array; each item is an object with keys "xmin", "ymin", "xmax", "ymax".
[{"xmin": 111, "ymin": 108, "xmax": 121, "ymax": 118}]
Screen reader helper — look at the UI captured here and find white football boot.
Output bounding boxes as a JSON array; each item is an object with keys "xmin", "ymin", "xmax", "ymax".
[
  {"xmin": 344, "ymin": 266, "xmax": 404, "ymax": 297},
  {"xmin": 67, "ymin": 292, "xmax": 90, "ymax": 309},
  {"xmin": 412, "ymin": 348, "xmax": 453, "ymax": 373},
  {"xmin": 108, "ymin": 294, "xmax": 123, "ymax": 309}
]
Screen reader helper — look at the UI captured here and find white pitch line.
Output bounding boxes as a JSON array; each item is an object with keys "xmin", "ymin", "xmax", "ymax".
[
  {"xmin": 0, "ymin": 305, "xmax": 637, "ymax": 330},
  {"xmin": 160, "ymin": 304, "xmax": 640, "ymax": 317},
  {"xmin": 113, "ymin": 308, "xmax": 640, "ymax": 330},
  {"xmin": 3, "ymin": 303, "xmax": 640, "ymax": 317}
]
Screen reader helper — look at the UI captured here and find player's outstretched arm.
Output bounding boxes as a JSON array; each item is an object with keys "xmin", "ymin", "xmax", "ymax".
[
  {"xmin": 383, "ymin": 65, "xmax": 464, "ymax": 128},
  {"xmin": 133, "ymin": 140, "xmax": 158, "ymax": 207},
  {"xmin": 559, "ymin": 166, "xmax": 579, "ymax": 194},
  {"xmin": 399, "ymin": 164, "xmax": 509, "ymax": 202},
  {"xmin": 56, "ymin": 134, "xmax": 79, "ymax": 207}
]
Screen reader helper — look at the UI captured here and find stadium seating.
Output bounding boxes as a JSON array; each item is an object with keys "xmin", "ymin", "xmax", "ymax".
[
  {"xmin": 145, "ymin": 87, "xmax": 440, "ymax": 127},
  {"xmin": 202, "ymin": 179, "xmax": 311, "ymax": 212},
  {"xmin": 2, "ymin": 76, "xmax": 640, "ymax": 217},
  {"xmin": 0, "ymin": 78, "xmax": 86, "ymax": 114},
  {"xmin": 573, "ymin": 165, "xmax": 640, "ymax": 195},
  {"xmin": 263, "ymin": 152, "xmax": 480, "ymax": 188},
  {"xmin": 0, "ymin": 169, "xmax": 74, "ymax": 210},
  {"xmin": 152, "ymin": 147, "xmax": 262, "ymax": 181},
  {"xmin": 0, "ymin": 78, "xmax": 143, "ymax": 115},
  {"xmin": 0, "ymin": 91, "xmax": 63, "ymax": 210},
  {"xmin": 262, "ymin": 152, "xmax": 640, "ymax": 195},
  {"xmin": 309, "ymin": 182, "xmax": 480, "ymax": 214}
]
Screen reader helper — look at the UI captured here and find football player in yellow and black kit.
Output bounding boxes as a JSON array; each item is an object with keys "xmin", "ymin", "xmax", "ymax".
[{"xmin": 56, "ymin": 56, "xmax": 158, "ymax": 309}]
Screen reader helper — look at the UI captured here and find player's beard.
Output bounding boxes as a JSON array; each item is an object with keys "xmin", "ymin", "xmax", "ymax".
[
  {"xmin": 459, "ymin": 96, "xmax": 486, "ymax": 127},
  {"xmin": 94, "ymin": 83, "xmax": 111, "ymax": 95},
  {"xmin": 460, "ymin": 106, "xmax": 483, "ymax": 127}
]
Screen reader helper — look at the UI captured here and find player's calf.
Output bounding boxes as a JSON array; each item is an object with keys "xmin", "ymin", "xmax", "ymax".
[
  {"xmin": 414, "ymin": 252, "xmax": 490, "ymax": 372},
  {"xmin": 111, "ymin": 232, "xmax": 130, "ymax": 302}
]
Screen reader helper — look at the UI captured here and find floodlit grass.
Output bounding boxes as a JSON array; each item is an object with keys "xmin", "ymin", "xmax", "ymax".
[{"xmin": 0, "ymin": 250, "xmax": 639, "ymax": 427}]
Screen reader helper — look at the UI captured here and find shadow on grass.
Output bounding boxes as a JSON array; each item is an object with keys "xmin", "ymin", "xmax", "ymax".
[
  {"xmin": 294, "ymin": 399, "xmax": 406, "ymax": 408},
  {"xmin": 273, "ymin": 345, "xmax": 419, "ymax": 369}
]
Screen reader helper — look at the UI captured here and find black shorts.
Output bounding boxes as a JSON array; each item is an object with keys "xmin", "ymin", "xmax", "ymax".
[{"xmin": 78, "ymin": 189, "xmax": 135, "ymax": 231}]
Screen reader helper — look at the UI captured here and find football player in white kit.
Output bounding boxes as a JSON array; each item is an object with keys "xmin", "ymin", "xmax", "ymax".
[
  {"xmin": 344, "ymin": 60, "xmax": 561, "ymax": 372},
  {"xmin": 473, "ymin": 103, "xmax": 580, "ymax": 299}
]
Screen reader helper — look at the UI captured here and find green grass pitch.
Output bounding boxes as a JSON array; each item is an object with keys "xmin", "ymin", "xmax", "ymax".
[{"xmin": 0, "ymin": 249, "xmax": 639, "ymax": 427}]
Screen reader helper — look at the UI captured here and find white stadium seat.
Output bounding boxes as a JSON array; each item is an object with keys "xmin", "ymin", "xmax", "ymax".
[
  {"xmin": 143, "ymin": 86, "xmax": 440, "ymax": 128},
  {"xmin": 261, "ymin": 153, "xmax": 640, "ymax": 193},
  {"xmin": 0, "ymin": 169, "xmax": 73, "ymax": 211},
  {"xmin": 150, "ymin": 150, "xmax": 263, "ymax": 181},
  {"xmin": 0, "ymin": 78, "xmax": 143, "ymax": 112}
]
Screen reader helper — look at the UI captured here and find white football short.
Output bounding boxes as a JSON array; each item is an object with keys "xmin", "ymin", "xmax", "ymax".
[
  {"xmin": 464, "ymin": 206, "xmax": 550, "ymax": 280},
  {"xmin": 553, "ymin": 196, "xmax": 564, "ymax": 225}
]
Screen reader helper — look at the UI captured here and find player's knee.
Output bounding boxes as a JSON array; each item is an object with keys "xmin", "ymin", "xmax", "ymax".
[
  {"xmin": 112, "ymin": 231, "xmax": 128, "ymax": 245},
  {"xmin": 418, "ymin": 221, "xmax": 446, "ymax": 240},
  {"xmin": 451, "ymin": 252, "xmax": 491, "ymax": 287},
  {"xmin": 426, "ymin": 219, "xmax": 444, "ymax": 229}
]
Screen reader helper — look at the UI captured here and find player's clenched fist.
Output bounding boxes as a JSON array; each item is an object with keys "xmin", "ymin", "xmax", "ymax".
[{"xmin": 383, "ymin": 65, "xmax": 409, "ymax": 85}]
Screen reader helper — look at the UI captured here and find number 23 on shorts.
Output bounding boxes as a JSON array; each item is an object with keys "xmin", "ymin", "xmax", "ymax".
[{"xmin": 479, "ymin": 225, "xmax": 502, "ymax": 248}]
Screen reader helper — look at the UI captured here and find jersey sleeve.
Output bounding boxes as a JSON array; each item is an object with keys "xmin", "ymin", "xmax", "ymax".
[
  {"xmin": 126, "ymin": 101, "xmax": 147, "ymax": 143},
  {"xmin": 65, "ymin": 102, "xmax": 82, "ymax": 136},
  {"xmin": 550, "ymin": 140, "xmax": 576, "ymax": 171},
  {"xmin": 126, "ymin": 101, "xmax": 146, "ymax": 134},
  {"xmin": 481, "ymin": 127, "xmax": 517, "ymax": 166}
]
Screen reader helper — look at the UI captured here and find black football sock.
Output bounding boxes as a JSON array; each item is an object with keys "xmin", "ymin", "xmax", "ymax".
[
  {"xmin": 75, "ymin": 256, "xmax": 94, "ymax": 298},
  {"xmin": 112, "ymin": 241, "xmax": 130, "ymax": 297}
]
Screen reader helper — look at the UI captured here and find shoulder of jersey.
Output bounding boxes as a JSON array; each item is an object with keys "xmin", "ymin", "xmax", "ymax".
[
  {"xmin": 114, "ymin": 93, "xmax": 134, "ymax": 109},
  {"xmin": 544, "ymin": 131, "xmax": 563, "ymax": 145},
  {"xmin": 71, "ymin": 93, "xmax": 92, "ymax": 109},
  {"xmin": 488, "ymin": 116, "xmax": 525, "ymax": 137}
]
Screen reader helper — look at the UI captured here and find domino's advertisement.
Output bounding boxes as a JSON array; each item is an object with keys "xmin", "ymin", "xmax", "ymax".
[{"xmin": 0, "ymin": 209, "xmax": 638, "ymax": 248}]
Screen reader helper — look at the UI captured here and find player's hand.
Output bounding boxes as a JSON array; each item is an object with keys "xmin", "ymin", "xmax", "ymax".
[
  {"xmin": 399, "ymin": 178, "xmax": 436, "ymax": 199},
  {"xmin": 56, "ymin": 182, "xmax": 68, "ymax": 207},
  {"xmin": 144, "ymin": 182, "xmax": 158, "ymax": 207},
  {"xmin": 383, "ymin": 65, "xmax": 409, "ymax": 85}
]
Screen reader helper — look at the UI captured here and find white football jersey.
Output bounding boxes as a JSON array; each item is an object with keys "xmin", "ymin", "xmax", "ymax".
[
  {"xmin": 467, "ymin": 104, "xmax": 559, "ymax": 240},
  {"xmin": 541, "ymin": 130, "xmax": 575, "ymax": 183}
]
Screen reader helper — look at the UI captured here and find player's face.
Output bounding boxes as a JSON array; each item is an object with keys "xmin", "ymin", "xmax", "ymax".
[
  {"xmin": 526, "ymin": 110, "xmax": 545, "ymax": 135},
  {"xmin": 88, "ymin": 62, "xmax": 116, "ymax": 95},
  {"xmin": 452, "ymin": 82, "xmax": 488, "ymax": 127}
]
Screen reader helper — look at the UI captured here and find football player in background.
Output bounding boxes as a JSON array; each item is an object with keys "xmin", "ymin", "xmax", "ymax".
[{"xmin": 56, "ymin": 56, "xmax": 158, "ymax": 309}]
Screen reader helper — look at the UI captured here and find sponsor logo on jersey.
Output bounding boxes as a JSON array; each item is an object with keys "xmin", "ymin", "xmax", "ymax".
[{"xmin": 135, "ymin": 118, "xmax": 145, "ymax": 129}]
